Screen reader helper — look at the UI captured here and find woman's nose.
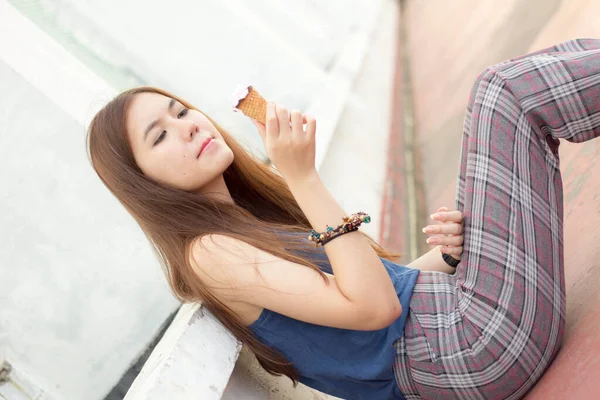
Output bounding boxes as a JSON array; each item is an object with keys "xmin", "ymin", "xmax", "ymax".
[{"xmin": 178, "ymin": 120, "xmax": 199, "ymax": 141}]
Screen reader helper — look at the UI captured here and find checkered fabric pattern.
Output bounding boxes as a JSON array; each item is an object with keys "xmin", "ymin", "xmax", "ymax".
[{"xmin": 393, "ymin": 38, "xmax": 600, "ymax": 399}]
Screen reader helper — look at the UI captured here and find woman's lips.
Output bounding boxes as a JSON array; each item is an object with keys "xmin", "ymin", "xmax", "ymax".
[{"xmin": 197, "ymin": 138, "xmax": 215, "ymax": 158}]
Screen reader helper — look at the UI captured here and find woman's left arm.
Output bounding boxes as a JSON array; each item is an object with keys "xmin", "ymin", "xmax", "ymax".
[{"xmin": 407, "ymin": 207, "xmax": 464, "ymax": 274}]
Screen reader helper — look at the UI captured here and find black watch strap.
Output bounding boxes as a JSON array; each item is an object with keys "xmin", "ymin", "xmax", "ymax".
[{"xmin": 442, "ymin": 252, "xmax": 460, "ymax": 268}]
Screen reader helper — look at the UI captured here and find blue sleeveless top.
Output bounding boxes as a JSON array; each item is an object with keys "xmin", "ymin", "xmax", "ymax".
[{"xmin": 248, "ymin": 239, "xmax": 419, "ymax": 399}]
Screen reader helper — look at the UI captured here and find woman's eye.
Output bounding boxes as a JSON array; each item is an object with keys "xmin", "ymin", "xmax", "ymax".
[
  {"xmin": 154, "ymin": 131, "xmax": 166, "ymax": 146},
  {"xmin": 177, "ymin": 108, "xmax": 188, "ymax": 118}
]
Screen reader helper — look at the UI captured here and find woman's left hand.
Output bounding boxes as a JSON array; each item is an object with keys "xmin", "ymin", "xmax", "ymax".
[{"xmin": 422, "ymin": 206, "xmax": 464, "ymax": 260}]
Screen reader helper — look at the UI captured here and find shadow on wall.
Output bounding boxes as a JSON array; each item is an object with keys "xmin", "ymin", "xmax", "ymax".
[{"xmin": 103, "ymin": 308, "xmax": 180, "ymax": 400}]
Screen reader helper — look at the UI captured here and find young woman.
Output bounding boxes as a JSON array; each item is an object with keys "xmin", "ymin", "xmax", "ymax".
[{"xmin": 87, "ymin": 38, "xmax": 600, "ymax": 399}]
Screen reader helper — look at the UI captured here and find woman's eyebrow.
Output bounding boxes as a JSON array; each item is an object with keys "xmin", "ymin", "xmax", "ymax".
[{"xmin": 143, "ymin": 98, "xmax": 176, "ymax": 142}]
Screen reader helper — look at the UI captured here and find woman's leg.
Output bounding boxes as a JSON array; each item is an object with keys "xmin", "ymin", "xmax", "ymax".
[{"xmin": 394, "ymin": 39, "xmax": 600, "ymax": 399}]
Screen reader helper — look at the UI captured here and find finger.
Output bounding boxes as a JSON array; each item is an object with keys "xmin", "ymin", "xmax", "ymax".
[
  {"xmin": 305, "ymin": 114, "xmax": 316, "ymax": 139},
  {"xmin": 426, "ymin": 234, "xmax": 463, "ymax": 246},
  {"xmin": 431, "ymin": 210, "xmax": 463, "ymax": 223},
  {"xmin": 265, "ymin": 102, "xmax": 279, "ymax": 140},
  {"xmin": 276, "ymin": 104, "xmax": 291, "ymax": 137},
  {"xmin": 250, "ymin": 119, "xmax": 267, "ymax": 141},
  {"xmin": 422, "ymin": 222, "xmax": 463, "ymax": 235},
  {"xmin": 290, "ymin": 110, "xmax": 304, "ymax": 137},
  {"xmin": 436, "ymin": 208, "xmax": 451, "ymax": 230},
  {"xmin": 440, "ymin": 245, "xmax": 463, "ymax": 257}
]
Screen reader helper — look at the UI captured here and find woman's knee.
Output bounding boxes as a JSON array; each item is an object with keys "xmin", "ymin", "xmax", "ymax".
[
  {"xmin": 468, "ymin": 66, "xmax": 517, "ymax": 113},
  {"xmin": 468, "ymin": 64, "xmax": 506, "ymax": 108}
]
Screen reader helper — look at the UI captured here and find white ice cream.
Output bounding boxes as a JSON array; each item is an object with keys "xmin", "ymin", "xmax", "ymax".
[{"xmin": 229, "ymin": 83, "xmax": 252, "ymax": 111}]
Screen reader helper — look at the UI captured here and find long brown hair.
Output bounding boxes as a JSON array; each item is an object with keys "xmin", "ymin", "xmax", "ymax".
[{"xmin": 86, "ymin": 86, "xmax": 401, "ymax": 385}]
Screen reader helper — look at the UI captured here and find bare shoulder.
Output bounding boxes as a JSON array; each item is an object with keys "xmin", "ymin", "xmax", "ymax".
[
  {"xmin": 188, "ymin": 233, "xmax": 399, "ymax": 331},
  {"xmin": 188, "ymin": 233, "xmax": 259, "ymax": 300},
  {"xmin": 188, "ymin": 234, "xmax": 263, "ymax": 326}
]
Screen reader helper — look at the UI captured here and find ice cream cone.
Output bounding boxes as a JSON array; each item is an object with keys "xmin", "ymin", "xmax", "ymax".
[{"xmin": 230, "ymin": 85, "xmax": 267, "ymax": 124}]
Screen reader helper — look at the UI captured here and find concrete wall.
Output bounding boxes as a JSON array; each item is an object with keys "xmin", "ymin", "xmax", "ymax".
[
  {"xmin": 401, "ymin": 0, "xmax": 600, "ymax": 398},
  {"xmin": 0, "ymin": 3, "xmax": 179, "ymax": 398}
]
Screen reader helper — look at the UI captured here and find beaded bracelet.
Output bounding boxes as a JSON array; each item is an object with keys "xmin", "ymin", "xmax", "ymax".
[{"xmin": 307, "ymin": 212, "xmax": 371, "ymax": 247}]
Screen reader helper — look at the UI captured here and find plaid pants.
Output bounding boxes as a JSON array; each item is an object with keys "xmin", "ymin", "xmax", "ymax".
[{"xmin": 393, "ymin": 38, "xmax": 600, "ymax": 400}]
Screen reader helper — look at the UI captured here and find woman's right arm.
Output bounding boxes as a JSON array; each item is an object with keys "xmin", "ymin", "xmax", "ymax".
[
  {"xmin": 190, "ymin": 226, "xmax": 401, "ymax": 331},
  {"xmin": 284, "ymin": 170, "xmax": 402, "ymax": 323}
]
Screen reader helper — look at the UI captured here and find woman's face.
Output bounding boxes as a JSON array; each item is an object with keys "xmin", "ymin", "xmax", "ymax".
[{"xmin": 126, "ymin": 92, "xmax": 234, "ymax": 191}]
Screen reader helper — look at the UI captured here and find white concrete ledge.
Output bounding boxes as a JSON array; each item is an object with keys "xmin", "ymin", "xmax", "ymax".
[{"xmin": 124, "ymin": 303, "xmax": 241, "ymax": 400}]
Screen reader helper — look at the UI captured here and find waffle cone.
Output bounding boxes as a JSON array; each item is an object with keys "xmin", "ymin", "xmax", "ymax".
[{"xmin": 236, "ymin": 86, "xmax": 267, "ymax": 124}]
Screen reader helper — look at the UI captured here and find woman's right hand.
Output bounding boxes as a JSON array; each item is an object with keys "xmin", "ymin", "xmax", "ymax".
[
  {"xmin": 423, "ymin": 206, "xmax": 464, "ymax": 259},
  {"xmin": 251, "ymin": 102, "xmax": 317, "ymax": 182}
]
